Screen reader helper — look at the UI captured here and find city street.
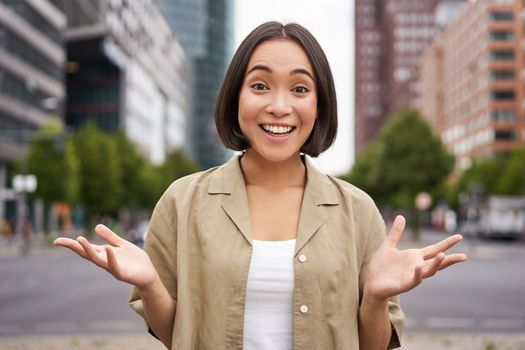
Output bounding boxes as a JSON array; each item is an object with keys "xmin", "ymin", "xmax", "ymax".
[
  {"xmin": 0, "ymin": 230, "xmax": 524, "ymax": 338},
  {"xmin": 400, "ymin": 230, "xmax": 525, "ymax": 333}
]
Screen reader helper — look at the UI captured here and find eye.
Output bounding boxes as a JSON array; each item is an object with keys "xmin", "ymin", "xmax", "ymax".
[
  {"xmin": 250, "ymin": 83, "xmax": 268, "ymax": 91},
  {"xmin": 292, "ymin": 86, "xmax": 310, "ymax": 94}
]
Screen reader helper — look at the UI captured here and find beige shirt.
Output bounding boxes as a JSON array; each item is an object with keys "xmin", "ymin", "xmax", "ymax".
[{"xmin": 129, "ymin": 155, "xmax": 404, "ymax": 349}]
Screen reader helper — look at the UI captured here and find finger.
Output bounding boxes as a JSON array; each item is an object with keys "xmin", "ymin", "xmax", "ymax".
[
  {"xmin": 411, "ymin": 264, "xmax": 423, "ymax": 289},
  {"xmin": 54, "ymin": 237, "xmax": 87, "ymax": 259},
  {"xmin": 438, "ymin": 253, "xmax": 468, "ymax": 271},
  {"xmin": 105, "ymin": 246, "xmax": 121, "ymax": 278},
  {"xmin": 422, "ymin": 252, "xmax": 445, "ymax": 278},
  {"xmin": 422, "ymin": 234, "xmax": 463, "ymax": 259},
  {"xmin": 386, "ymin": 215, "xmax": 406, "ymax": 247},
  {"xmin": 95, "ymin": 224, "xmax": 124, "ymax": 247},
  {"xmin": 76, "ymin": 236, "xmax": 108, "ymax": 269}
]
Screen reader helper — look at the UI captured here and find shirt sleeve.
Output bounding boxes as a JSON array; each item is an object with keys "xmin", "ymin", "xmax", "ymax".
[
  {"xmin": 128, "ymin": 192, "xmax": 178, "ymax": 337},
  {"xmin": 358, "ymin": 204, "xmax": 405, "ymax": 349}
]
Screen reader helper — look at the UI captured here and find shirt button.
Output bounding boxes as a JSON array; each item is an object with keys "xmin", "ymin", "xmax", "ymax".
[
  {"xmin": 298, "ymin": 254, "xmax": 307, "ymax": 263},
  {"xmin": 300, "ymin": 304, "xmax": 309, "ymax": 314}
]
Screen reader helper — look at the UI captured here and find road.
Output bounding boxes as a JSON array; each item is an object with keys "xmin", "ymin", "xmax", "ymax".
[
  {"xmin": 400, "ymin": 230, "xmax": 525, "ymax": 333},
  {"xmin": 0, "ymin": 247, "xmax": 143, "ymax": 336},
  {"xmin": 0, "ymin": 231, "xmax": 524, "ymax": 336}
]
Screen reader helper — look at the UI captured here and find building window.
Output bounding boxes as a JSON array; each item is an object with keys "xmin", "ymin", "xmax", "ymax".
[
  {"xmin": 0, "ymin": 0, "xmax": 62, "ymax": 45},
  {"xmin": 491, "ymin": 110, "xmax": 515, "ymax": 121},
  {"xmin": 490, "ymin": 51, "xmax": 515, "ymax": 60},
  {"xmin": 491, "ymin": 70, "xmax": 515, "ymax": 80},
  {"xmin": 490, "ymin": 11, "xmax": 513, "ymax": 20},
  {"xmin": 1, "ymin": 26, "xmax": 62, "ymax": 80},
  {"xmin": 490, "ymin": 31, "xmax": 514, "ymax": 41},
  {"xmin": 494, "ymin": 130, "xmax": 515, "ymax": 140},
  {"xmin": 0, "ymin": 67, "xmax": 50, "ymax": 109},
  {"xmin": 492, "ymin": 91, "xmax": 515, "ymax": 100}
]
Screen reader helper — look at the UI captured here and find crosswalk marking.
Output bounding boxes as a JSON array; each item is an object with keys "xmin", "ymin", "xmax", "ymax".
[{"xmin": 405, "ymin": 317, "xmax": 525, "ymax": 330}]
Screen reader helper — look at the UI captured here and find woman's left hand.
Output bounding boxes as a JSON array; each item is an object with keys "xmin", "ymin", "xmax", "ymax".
[{"xmin": 364, "ymin": 215, "xmax": 467, "ymax": 303}]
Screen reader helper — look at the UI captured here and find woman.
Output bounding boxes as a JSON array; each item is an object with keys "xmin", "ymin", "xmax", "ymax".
[{"xmin": 54, "ymin": 22, "xmax": 466, "ymax": 349}]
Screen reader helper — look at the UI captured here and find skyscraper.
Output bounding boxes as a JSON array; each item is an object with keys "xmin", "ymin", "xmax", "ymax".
[
  {"xmin": 155, "ymin": 0, "xmax": 235, "ymax": 169},
  {"xmin": 0, "ymin": 0, "xmax": 66, "ymax": 224},
  {"xmin": 354, "ymin": 0, "xmax": 456, "ymax": 153},
  {"xmin": 59, "ymin": 0, "xmax": 190, "ymax": 165}
]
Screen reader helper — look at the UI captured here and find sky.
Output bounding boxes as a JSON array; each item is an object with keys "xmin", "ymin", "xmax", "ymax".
[{"xmin": 234, "ymin": 0, "xmax": 354, "ymax": 176}]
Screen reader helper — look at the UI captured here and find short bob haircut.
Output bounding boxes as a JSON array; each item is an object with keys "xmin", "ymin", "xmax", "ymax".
[{"xmin": 215, "ymin": 21, "xmax": 337, "ymax": 157}]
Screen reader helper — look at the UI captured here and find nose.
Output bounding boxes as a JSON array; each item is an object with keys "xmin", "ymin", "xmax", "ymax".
[{"xmin": 265, "ymin": 90, "xmax": 292, "ymax": 117}]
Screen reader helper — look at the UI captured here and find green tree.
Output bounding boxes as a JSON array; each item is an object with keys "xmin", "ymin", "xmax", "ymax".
[
  {"xmin": 451, "ymin": 155, "xmax": 508, "ymax": 203},
  {"xmin": 160, "ymin": 150, "xmax": 200, "ymax": 188},
  {"xmin": 114, "ymin": 130, "xmax": 147, "ymax": 208},
  {"xmin": 495, "ymin": 147, "xmax": 525, "ymax": 195},
  {"xmin": 344, "ymin": 142, "xmax": 384, "ymax": 201},
  {"xmin": 378, "ymin": 108, "xmax": 454, "ymax": 238},
  {"xmin": 26, "ymin": 121, "xmax": 79, "ymax": 204},
  {"xmin": 74, "ymin": 121, "xmax": 122, "ymax": 219},
  {"xmin": 134, "ymin": 149, "xmax": 200, "ymax": 209}
]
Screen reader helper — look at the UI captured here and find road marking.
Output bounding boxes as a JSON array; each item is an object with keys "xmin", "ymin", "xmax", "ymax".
[
  {"xmin": 481, "ymin": 318, "xmax": 524, "ymax": 329},
  {"xmin": 33, "ymin": 322, "xmax": 78, "ymax": 333},
  {"xmin": 88, "ymin": 320, "xmax": 142, "ymax": 332},
  {"xmin": 426, "ymin": 317, "xmax": 476, "ymax": 329}
]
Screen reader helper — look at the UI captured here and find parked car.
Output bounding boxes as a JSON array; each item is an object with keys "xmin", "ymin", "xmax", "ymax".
[{"xmin": 460, "ymin": 196, "xmax": 525, "ymax": 239}]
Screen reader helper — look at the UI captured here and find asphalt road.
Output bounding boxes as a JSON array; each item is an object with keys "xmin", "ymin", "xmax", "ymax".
[
  {"xmin": 0, "ymin": 247, "xmax": 143, "ymax": 336},
  {"xmin": 0, "ymin": 231, "xmax": 524, "ymax": 337},
  {"xmin": 399, "ymin": 231, "xmax": 525, "ymax": 333}
]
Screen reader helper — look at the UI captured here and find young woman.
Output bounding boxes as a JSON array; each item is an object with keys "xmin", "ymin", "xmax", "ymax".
[{"xmin": 54, "ymin": 22, "xmax": 467, "ymax": 350}]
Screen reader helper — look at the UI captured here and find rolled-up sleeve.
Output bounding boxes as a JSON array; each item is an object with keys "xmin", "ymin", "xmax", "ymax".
[
  {"xmin": 359, "ymin": 204, "xmax": 405, "ymax": 349},
  {"xmin": 129, "ymin": 190, "xmax": 178, "ymax": 331}
]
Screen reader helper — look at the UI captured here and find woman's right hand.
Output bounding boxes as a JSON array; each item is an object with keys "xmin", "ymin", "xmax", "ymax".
[{"xmin": 54, "ymin": 224, "xmax": 158, "ymax": 290}]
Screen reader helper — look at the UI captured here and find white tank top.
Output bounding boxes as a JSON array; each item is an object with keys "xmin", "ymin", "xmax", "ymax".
[{"xmin": 243, "ymin": 239, "xmax": 296, "ymax": 350}]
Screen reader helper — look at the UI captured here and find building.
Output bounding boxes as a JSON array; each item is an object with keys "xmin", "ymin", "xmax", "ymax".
[
  {"xmin": 421, "ymin": 0, "xmax": 523, "ymax": 166},
  {"xmin": 0, "ymin": 0, "xmax": 66, "ymax": 226},
  {"xmin": 60, "ymin": 0, "xmax": 190, "ymax": 165},
  {"xmin": 155, "ymin": 0, "xmax": 235, "ymax": 169},
  {"xmin": 354, "ymin": 0, "xmax": 461, "ymax": 153}
]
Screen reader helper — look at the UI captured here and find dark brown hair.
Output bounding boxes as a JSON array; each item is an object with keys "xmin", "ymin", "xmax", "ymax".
[{"xmin": 215, "ymin": 21, "xmax": 337, "ymax": 157}]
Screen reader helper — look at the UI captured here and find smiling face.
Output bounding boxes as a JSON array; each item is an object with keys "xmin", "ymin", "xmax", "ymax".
[{"xmin": 238, "ymin": 39, "xmax": 318, "ymax": 163}]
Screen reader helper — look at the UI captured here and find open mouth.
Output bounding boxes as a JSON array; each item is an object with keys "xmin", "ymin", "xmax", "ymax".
[{"xmin": 259, "ymin": 124, "xmax": 296, "ymax": 136}]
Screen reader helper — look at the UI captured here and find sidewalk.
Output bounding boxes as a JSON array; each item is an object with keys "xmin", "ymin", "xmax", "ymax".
[
  {"xmin": 0, "ymin": 332, "xmax": 524, "ymax": 349},
  {"xmin": 0, "ymin": 233, "xmax": 52, "ymax": 259}
]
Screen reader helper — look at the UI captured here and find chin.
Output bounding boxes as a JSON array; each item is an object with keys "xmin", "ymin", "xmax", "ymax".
[{"xmin": 258, "ymin": 149, "xmax": 300, "ymax": 163}]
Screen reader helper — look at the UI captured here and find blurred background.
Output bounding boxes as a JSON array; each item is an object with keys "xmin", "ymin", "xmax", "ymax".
[{"xmin": 0, "ymin": 0, "xmax": 524, "ymax": 349}]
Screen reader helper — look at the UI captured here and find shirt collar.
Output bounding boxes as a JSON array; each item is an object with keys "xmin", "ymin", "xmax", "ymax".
[{"xmin": 208, "ymin": 154, "xmax": 339, "ymax": 206}]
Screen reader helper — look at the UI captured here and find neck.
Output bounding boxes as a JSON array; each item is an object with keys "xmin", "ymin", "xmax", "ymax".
[{"xmin": 240, "ymin": 150, "xmax": 306, "ymax": 188}]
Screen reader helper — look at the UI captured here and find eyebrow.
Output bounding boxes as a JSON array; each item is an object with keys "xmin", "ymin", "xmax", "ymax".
[{"xmin": 246, "ymin": 64, "xmax": 315, "ymax": 82}]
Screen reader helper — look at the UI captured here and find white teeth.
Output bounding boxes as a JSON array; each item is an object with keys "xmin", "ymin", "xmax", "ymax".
[{"xmin": 262, "ymin": 124, "xmax": 293, "ymax": 134}]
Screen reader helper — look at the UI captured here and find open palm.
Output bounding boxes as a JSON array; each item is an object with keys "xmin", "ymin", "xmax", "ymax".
[
  {"xmin": 54, "ymin": 224, "xmax": 157, "ymax": 290},
  {"xmin": 365, "ymin": 216, "xmax": 467, "ymax": 301}
]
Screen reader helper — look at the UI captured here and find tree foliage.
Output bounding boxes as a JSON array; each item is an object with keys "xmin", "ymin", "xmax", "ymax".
[
  {"xmin": 378, "ymin": 108, "xmax": 454, "ymax": 204},
  {"xmin": 26, "ymin": 120, "xmax": 79, "ymax": 203},
  {"xmin": 451, "ymin": 148, "xmax": 525, "ymax": 201},
  {"xmin": 495, "ymin": 147, "xmax": 525, "ymax": 195},
  {"xmin": 348, "ymin": 108, "xmax": 453, "ymax": 204},
  {"xmin": 73, "ymin": 121, "xmax": 122, "ymax": 216},
  {"xmin": 114, "ymin": 130, "xmax": 146, "ymax": 208},
  {"xmin": 346, "ymin": 108, "xmax": 454, "ymax": 237},
  {"xmin": 342, "ymin": 142, "xmax": 384, "ymax": 201},
  {"xmin": 25, "ymin": 120, "xmax": 201, "ymax": 223}
]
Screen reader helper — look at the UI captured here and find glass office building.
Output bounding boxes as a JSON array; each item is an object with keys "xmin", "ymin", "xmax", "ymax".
[
  {"xmin": 156, "ymin": 0, "xmax": 235, "ymax": 169},
  {"xmin": 0, "ymin": 0, "xmax": 66, "ymax": 224}
]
